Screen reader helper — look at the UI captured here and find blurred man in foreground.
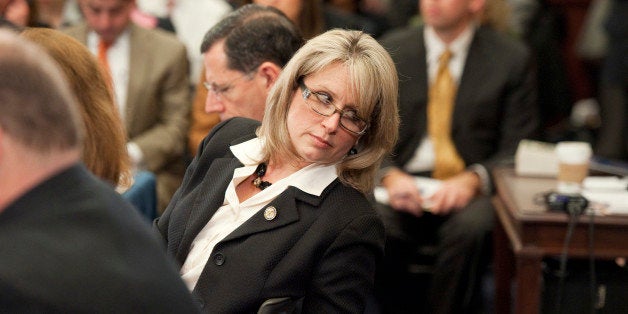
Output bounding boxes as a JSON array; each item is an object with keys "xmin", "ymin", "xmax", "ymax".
[{"xmin": 0, "ymin": 29, "xmax": 199, "ymax": 313}]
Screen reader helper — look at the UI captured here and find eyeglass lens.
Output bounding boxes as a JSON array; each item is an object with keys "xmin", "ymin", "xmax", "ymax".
[{"xmin": 299, "ymin": 79, "xmax": 367, "ymax": 135}]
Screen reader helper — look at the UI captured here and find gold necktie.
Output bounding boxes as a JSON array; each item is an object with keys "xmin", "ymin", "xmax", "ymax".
[{"xmin": 428, "ymin": 49, "xmax": 465, "ymax": 179}]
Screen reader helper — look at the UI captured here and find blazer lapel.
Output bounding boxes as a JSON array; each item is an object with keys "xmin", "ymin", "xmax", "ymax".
[
  {"xmin": 220, "ymin": 187, "xmax": 304, "ymax": 243},
  {"xmin": 454, "ymin": 29, "xmax": 489, "ymax": 131},
  {"xmin": 125, "ymin": 25, "xmax": 147, "ymax": 133},
  {"xmin": 75, "ymin": 24, "xmax": 89, "ymax": 45},
  {"xmin": 222, "ymin": 179, "xmax": 335, "ymax": 244},
  {"xmin": 380, "ymin": 26, "xmax": 430, "ymax": 165},
  {"xmin": 172, "ymin": 158, "xmax": 241, "ymax": 264},
  {"xmin": 416, "ymin": 28, "xmax": 429, "ymax": 125}
]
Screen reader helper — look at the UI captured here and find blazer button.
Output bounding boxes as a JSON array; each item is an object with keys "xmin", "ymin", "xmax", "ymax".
[
  {"xmin": 213, "ymin": 253, "xmax": 225, "ymax": 266},
  {"xmin": 196, "ymin": 297, "xmax": 205, "ymax": 308}
]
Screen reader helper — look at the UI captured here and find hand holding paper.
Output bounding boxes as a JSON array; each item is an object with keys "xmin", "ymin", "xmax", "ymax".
[{"xmin": 374, "ymin": 175, "xmax": 442, "ymax": 214}]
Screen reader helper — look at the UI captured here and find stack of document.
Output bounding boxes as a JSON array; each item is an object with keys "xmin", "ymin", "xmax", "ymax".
[
  {"xmin": 583, "ymin": 176, "xmax": 628, "ymax": 214},
  {"xmin": 514, "ymin": 139, "xmax": 558, "ymax": 177}
]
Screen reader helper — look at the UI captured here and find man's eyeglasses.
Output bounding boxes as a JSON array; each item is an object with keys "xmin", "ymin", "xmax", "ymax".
[
  {"xmin": 203, "ymin": 72, "xmax": 252, "ymax": 99},
  {"xmin": 298, "ymin": 78, "xmax": 369, "ymax": 136}
]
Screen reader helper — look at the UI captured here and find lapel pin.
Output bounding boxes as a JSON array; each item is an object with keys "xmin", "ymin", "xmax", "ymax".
[{"xmin": 264, "ymin": 206, "xmax": 277, "ymax": 221}]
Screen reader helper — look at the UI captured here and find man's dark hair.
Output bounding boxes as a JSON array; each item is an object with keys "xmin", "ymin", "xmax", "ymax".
[{"xmin": 200, "ymin": 4, "xmax": 304, "ymax": 73}]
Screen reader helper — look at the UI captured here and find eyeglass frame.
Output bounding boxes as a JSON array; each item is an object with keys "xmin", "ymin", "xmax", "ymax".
[
  {"xmin": 203, "ymin": 70, "xmax": 255, "ymax": 100},
  {"xmin": 298, "ymin": 77, "xmax": 369, "ymax": 136}
]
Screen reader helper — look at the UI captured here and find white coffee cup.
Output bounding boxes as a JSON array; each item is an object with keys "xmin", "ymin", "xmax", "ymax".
[{"xmin": 555, "ymin": 141, "xmax": 592, "ymax": 194}]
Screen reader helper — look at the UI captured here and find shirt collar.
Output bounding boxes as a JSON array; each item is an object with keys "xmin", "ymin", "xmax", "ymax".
[
  {"xmin": 87, "ymin": 27, "xmax": 131, "ymax": 53},
  {"xmin": 424, "ymin": 24, "xmax": 476, "ymax": 66},
  {"xmin": 230, "ymin": 138, "xmax": 338, "ymax": 196}
]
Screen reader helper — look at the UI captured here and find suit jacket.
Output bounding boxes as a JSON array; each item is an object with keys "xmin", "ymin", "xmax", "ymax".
[
  {"xmin": 156, "ymin": 118, "xmax": 385, "ymax": 313},
  {"xmin": 0, "ymin": 164, "xmax": 199, "ymax": 313},
  {"xmin": 379, "ymin": 24, "xmax": 540, "ymax": 182},
  {"xmin": 64, "ymin": 23, "xmax": 191, "ymax": 209}
]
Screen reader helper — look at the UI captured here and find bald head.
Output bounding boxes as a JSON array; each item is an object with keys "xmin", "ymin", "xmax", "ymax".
[{"xmin": 0, "ymin": 29, "xmax": 86, "ymax": 211}]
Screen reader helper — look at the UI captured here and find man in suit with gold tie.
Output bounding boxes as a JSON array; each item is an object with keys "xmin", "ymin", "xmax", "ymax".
[
  {"xmin": 376, "ymin": 0, "xmax": 540, "ymax": 312},
  {"xmin": 64, "ymin": 0, "xmax": 190, "ymax": 213}
]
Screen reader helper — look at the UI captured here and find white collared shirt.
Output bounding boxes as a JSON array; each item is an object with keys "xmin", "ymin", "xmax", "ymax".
[
  {"xmin": 180, "ymin": 137, "xmax": 338, "ymax": 291},
  {"xmin": 87, "ymin": 29, "xmax": 130, "ymax": 120},
  {"xmin": 87, "ymin": 29, "xmax": 143, "ymax": 166},
  {"xmin": 404, "ymin": 24, "xmax": 476, "ymax": 174}
]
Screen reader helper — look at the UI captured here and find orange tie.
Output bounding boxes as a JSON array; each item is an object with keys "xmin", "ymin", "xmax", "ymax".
[
  {"xmin": 428, "ymin": 49, "xmax": 465, "ymax": 179},
  {"xmin": 97, "ymin": 39, "xmax": 111, "ymax": 74}
]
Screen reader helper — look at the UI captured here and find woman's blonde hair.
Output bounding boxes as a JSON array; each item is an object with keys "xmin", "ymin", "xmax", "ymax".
[
  {"xmin": 21, "ymin": 27, "xmax": 131, "ymax": 187},
  {"xmin": 258, "ymin": 29, "xmax": 399, "ymax": 194}
]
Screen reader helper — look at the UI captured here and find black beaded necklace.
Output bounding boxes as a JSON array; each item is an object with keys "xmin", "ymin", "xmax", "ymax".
[{"xmin": 252, "ymin": 163, "xmax": 272, "ymax": 190}]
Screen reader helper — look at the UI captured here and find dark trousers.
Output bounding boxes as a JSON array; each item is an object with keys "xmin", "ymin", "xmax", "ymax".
[{"xmin": 376, "ymin": 195, "xmax": 494, "ymax": 314}]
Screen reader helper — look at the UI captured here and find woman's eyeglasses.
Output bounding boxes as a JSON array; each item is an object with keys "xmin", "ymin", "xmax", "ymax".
[{"xmin": 299, "ymin": 79, "xmax": 368, "ymax": 136}]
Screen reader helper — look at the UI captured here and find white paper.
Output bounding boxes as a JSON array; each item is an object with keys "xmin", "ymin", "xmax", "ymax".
[
  {"xmin": 581, "ymin": 176, "xmax": 628, "ymax": 214},
  {"xmin": 374, "ymin": 177, "xmax": 442, "ymax": 210},
  {"xmin": 582, "ymin": 190, "xmax": 628, "ymax": 215},
  {"xmin": 583, "ymin": 176, "xmax": 628, "ymax": 191},
  {"xmin": 514, "ymin": 139, "xmax": 559, "ymax": 177}
]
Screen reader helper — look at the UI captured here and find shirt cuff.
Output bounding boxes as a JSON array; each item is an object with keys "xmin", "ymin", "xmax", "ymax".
[
  {"xmin": 126, "ymin": 142, "xmax": 145, "ymax": 170},
  {"xmin": 468, "ymin": 164, "xmax": 492, "ymax": 195},
  {"xmin": 376, "ymin": 166, "xmax": 397, "ymax": 185}
]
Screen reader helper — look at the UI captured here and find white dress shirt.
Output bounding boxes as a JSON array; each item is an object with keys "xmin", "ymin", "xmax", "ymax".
[
  {"xmin": 136, "ymin": 0, "xmax": 233, "ymax": 83},
  {"xmin": 87, "ymin": 29, "xmax": 130, "ymax": 118}
]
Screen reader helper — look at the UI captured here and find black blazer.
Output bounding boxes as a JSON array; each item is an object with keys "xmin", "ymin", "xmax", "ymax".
[
  {"xmin": 156, "ymin": 118, "xmax": 385, "ymax": 313},
  {"xmin": 379, "ymin": 25, "xmax": 540, "ymax": 179},
  {"xmin": 0, "ymin": 164, "xmax": 199, "ymax": 313}
]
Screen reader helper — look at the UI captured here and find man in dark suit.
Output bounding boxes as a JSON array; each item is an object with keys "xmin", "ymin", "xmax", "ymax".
[
  {"xmin": 64, "ymin": 0, "xmax": 190, "ymax": 213},
  {"xmin": 376, "ymin": 0, "xmax": 539, "ymax": 312},
  {"xmin": 0, "ymin": 29, "xmax": 198, "ymax": 313},
  {"xmin": 187, "ymin": 4, "xmax": 304, "ymax": 155}
]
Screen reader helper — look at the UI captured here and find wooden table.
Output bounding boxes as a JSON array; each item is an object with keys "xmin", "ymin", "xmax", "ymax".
[{"xmin": 492, "ymin": 167, "xmax": 628, "ymax": 314}]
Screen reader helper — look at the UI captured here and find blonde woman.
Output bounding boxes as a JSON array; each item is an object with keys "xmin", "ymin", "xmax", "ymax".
[{"xmin": 157, "ymin": 29, "xmax": 399, "ymax": 313}]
